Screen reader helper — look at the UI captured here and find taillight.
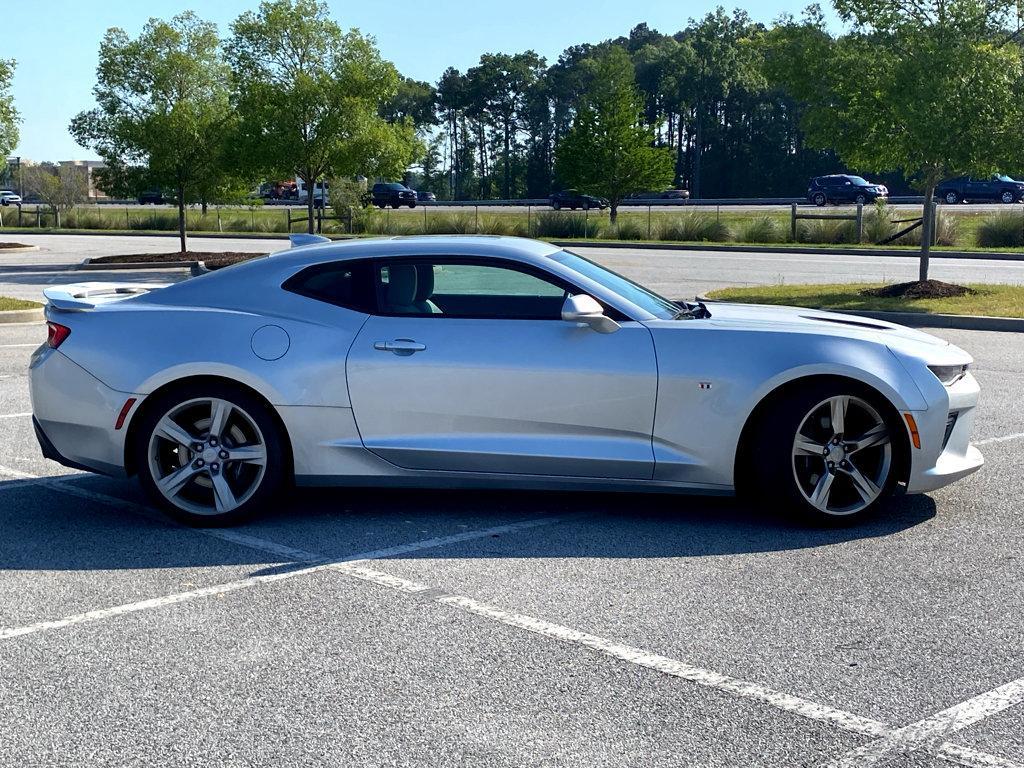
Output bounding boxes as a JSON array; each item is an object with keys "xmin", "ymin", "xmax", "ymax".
[{"xmin": 46, "ymin": 322, "xmax": 71, "ymax": 349}]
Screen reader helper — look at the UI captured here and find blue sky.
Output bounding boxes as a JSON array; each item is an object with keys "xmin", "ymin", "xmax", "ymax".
[{"xmin": 5, "ymin": 0, "xmax": 836, "ymax": 161}]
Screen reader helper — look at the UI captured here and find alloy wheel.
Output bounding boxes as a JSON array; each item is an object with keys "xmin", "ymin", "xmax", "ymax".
[
  {"xmin": 791, "ymin": 395, "xmax": 892, "ymax": 516},
  {"xmin": 147, "ymin": 397, "xmax": 268, "ymax": 516}
]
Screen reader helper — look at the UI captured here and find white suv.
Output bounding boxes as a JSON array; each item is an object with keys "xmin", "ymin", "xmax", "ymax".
[{"xmin": 0, "ymin": 190, "xmax": 22, "ymax": 206}]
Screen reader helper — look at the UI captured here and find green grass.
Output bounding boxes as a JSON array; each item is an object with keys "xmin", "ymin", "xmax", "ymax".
[
  {"xmin": 705, "ymin": 283, "xmax": 1024, "ymax": 318},
  {"xmin": 0, "ymin": 296, "xmax": 42, "ymax": 311}
]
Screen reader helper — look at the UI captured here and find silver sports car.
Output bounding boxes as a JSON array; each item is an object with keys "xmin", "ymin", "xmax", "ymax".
[{"xmin": 30, "ymin": 235, "xmax": 983, "ymax": 526}]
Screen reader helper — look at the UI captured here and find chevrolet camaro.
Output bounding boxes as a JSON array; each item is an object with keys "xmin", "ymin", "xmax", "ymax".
[{"xmin": 30, "ymin": 235, "xmax": 983, "ymax": 526}]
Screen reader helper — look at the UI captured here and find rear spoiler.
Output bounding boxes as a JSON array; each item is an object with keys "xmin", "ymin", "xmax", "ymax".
[{"xmin": 42, "ymin": 282, "xmax": 170, "ymax": 312}]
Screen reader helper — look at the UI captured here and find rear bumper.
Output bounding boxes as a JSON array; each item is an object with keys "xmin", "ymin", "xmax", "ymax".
[{"xmin": 29, "ymin": 347, "xmax": 137, "ymax": 477}]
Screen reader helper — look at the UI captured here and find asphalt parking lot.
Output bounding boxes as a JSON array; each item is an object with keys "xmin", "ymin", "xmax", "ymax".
[
  {"xmin": 2, "ymin": 237, "xmax": 1024, "ymax": 766},
  {"xmin": 1, "ymin": 307, "xmax": 1023, "ymax": 765}
]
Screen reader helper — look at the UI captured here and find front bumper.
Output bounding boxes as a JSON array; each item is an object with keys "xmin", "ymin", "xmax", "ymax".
[
  {"xmin": 905, "ymin": 372, "xmax": 984, "ymax": 493},
  {"xmin": 29, "ymin": 347, "xmax": 139, "ymax": 477}
]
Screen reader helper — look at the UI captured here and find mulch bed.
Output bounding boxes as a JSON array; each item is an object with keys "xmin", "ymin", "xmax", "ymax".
[
  {"xmin": 0, "ymin": 242, "xmax": 32, "ymax": 249},
  {"xmin": 90, "ymin": 251, "xmax": 266, "ymax": 270},
  {"xmin": 860, "ymin": 279, "xmax": 975, "ymax": 300}
]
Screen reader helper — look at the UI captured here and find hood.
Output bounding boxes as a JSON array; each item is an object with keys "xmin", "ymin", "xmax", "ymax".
[{"xmin": 700, "ymin": 301, "xmax": 970, "ymax": 363}]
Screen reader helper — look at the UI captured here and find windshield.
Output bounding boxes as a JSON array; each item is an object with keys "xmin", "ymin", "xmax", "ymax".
[
  {"xmin": 847, "ymin": 176, "xmax": 870, "ymax": 185},
  {"xmin": 554, "ymin": 250, "xmax": 681, "ymax": 319},
  {"xmin": 997, "ymin": 174, "xmax": 1016, "ymax": 182}
]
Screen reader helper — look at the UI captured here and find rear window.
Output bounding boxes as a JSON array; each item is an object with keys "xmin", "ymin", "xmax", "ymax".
[{"xmin": 282, "ymin": 259, "xmax": 376, "ymax": 313}]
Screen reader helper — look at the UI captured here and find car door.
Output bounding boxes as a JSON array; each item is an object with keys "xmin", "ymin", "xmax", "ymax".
[
  {"xmin": 965, "ymin": 177, "xmax": 992, "ymax": 201},
  {"xmin": 345, "ymin": 257, "xmax": 659, "ymax": 480}
]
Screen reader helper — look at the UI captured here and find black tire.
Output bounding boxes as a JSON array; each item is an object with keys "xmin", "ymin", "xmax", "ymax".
[
  {"xmin": 943, "ymin": 191, "xmax": 960, "ymax": 205},
  {"xmin": 391, "ymin": 202, "xmax": 400, "ymax": 209},
  {"xmin": 812, "ymin": 192, "xmax": 827, "ymax": 207},
  {"xmin": 854, "ymin": 194, "xmax": 867, "ymax": 205},
  {"xmin": 551, "ymin": 201, "xmax": 561, "ymax": 211},
  {"xmin": 409, "ymin": 202, "xmax": 416, "ymax": 209},
  {"xmin": 134, "ymin": 382, "xmax": 286, "ymax": 526},
  {"xmin": 1001, "ymin": 190, "xmax": 1016, "ymax": 204},
  {"xmin": 747, "ymin": 381, "xmax": 902, "ymax": 526}
]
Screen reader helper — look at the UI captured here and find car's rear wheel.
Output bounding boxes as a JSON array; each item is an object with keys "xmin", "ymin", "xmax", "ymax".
[
  {"xmin": 136, "ymin": 384, "xmax": 285, "ymax": 526},
  {"xmin": 751, "ymin": 383, "xmax": 898, "ymax": 525},
  {"xmin": 812, "ymin": 192, "xmax": 827, "ymax": 207},
  {"xmin": 1001, "ymin": 190, "xmax": 1017, "ymax": 204},
  {"xmin": 944, "ymin": 191, "xmax": 960, "ymax": 204}
]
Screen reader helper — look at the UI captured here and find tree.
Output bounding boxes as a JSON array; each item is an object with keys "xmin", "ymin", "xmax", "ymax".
[
  {"xmin": 227, "ymin": 0, "xmax": 417, "ymax": 233},
  {"xmin": 71, "ymin": 13, "xmax": 234, "ymax": 252},
  {"xmin": 775, "ymin": 1, "xmax": 1024, "ymax": 281},
  {"xmin": 0, "ymin": 59, "xmax": 19, "ymax": 161},
  {"xmin": 555, "ymin": 47, "xmax": 673, "ymax": 223},
  {"xmin": 23, "ymin": 164, "xmax": 89, "ymax": 220}
]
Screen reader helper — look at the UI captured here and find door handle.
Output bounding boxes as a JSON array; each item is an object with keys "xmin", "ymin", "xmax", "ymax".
[{"xmin": 374, "ymin": 339, "xmax": 426, "ymax": 356}]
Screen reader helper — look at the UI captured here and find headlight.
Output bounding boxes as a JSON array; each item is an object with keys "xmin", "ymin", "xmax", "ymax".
[{"xmin": 928, "ymin": 363, "xmax": 969, "ymax": 385}]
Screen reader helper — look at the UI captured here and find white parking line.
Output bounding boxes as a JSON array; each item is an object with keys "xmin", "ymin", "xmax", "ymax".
[
  {"xmin": 976, "ymin": 432, "xmax": 1024, "ymax": 446},
  {"xmin": 0, "ymin": 343, "xmax": 40, "ymax": 348},
  {"xmin": 0, "ymin": 515, "xmax": 568, "ymax": 642},
  {"xmin": 832, "ymin": 678, "xmax": 1024, "ymax": 766},
  {"xmin": 0, "ymin": 412, "xmax": 31, "ymax": 419}
]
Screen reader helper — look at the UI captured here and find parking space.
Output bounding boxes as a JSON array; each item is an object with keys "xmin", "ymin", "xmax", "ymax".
[{"xmin": 1, "ymin": 313, "xmax": 1023, "ymax": 764}]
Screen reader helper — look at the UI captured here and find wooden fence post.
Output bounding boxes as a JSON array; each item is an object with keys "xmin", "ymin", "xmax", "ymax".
[
  {"xmin": 855, "ymin": 202, "xmax": 864, "ymax": 243},
  {"xmin": 791, "ymin": 203, "xmax": 798, "ymax": 242}
]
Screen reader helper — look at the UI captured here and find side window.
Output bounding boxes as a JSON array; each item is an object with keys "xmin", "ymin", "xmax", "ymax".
[
  {"xmin": 376, "ymin": 260, "xmax": 571, "ymax": 320},
  {"xmin": 282, "ymin": 259, "xmax": 375, "ymax": 313}
]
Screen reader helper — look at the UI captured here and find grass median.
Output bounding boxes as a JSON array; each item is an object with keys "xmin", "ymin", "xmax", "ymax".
[
  {"xmin": 0, "ymin": 297, "xmax": 43, "ymax": 311},
  {"xmin": 705, "ymin": 282, "xmax": 1024, "ymax": 318}
]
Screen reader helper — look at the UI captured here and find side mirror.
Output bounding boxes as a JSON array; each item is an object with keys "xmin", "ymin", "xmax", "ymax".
[{"xmin": 561, "ymin": 294, "xmax": 620, "ymax": 334}]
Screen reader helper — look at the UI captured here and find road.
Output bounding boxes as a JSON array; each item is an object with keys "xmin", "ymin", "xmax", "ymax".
[
  {"xmin": 0, "ymin": 310, "xmax": 1022, "ymax": 764},
  {"xmin": 3, "ymin": 233, "xmax": 1024, "ymax": 303}
]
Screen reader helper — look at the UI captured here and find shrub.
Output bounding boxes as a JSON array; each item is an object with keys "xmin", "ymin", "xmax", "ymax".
[
  {"xmin": 862, "ymin": 200, "xmax": 896, "ymax": 244},
  {"xmin": 657, "ymin": 214, "xmax": 730, "ymax": 242},
  {"xmin": 478, "ymin": 214, "xmax": 527, "ymax": 236},
  {"xmin": 735, "ymin": 216, "xmax": 785, "ymax": 243},
  {"xmin": 532, "ymin": 211, "xmax": 602, "ymax": 239},
  {"xmin": 975, "ymin": 211, "xmax": 1023, "ymax": 248},
  {"xmin": 608, "ymin": 218, "xmax": 647, "ymax": 240},
  {"xmin": 425, "ymin": 213, "xmax": 476, "ymax": 234},
  {"xmin": 796, "ymin": 218, "xmax": 856, "ymax": 244}
]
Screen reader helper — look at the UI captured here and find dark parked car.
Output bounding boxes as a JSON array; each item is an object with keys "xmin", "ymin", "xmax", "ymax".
[
  {"xmin": 416, "ymin": 190, "xmax": 437, "ymax": 202},
  {"xmin": 370, "ymin": 182, "xmax": 417, "ymax": 209},
  {"xmin": 935, "ymin": 174, "xmax": 1024, "ymax": 204},
  {"xmin": 138, "ymin": 190, "xmax": 169, "ymax": 205},
  {"xmin": 807, "ymin": 175, "xmax": 888, "ymax": 206},
  {"xmin": 549, "ymin": 190, "xmax": 608, "ymax": 211},
  {"xmin": 626, "ymin": 189, "xmax": 691, "ymax": 201}
]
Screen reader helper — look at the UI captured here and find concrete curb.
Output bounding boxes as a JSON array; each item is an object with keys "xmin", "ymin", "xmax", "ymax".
[
  {"xmin": 79, "ymin": 258, "xmax": 197, "ymax": 270},
  {"xmin": 554, "ymin": 240, "xmax": 1024, "ymax": 261},
  {"xmin": 0, "ymin": 307, "xmax": 44, "ymax": 324},
  {"xmin": 693, "ymin": 297, "xmax": 1024, "ymax": 333},
  {"xmin": 78, "ymin": 259, "xmax": 211, "ymax": 277},
  {"xmin": 0, "ymin": 244, "xmax": 41, "ymax": 253}
]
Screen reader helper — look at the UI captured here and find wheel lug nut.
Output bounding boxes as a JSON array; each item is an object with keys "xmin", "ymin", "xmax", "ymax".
[
  {"xmin": 210, "ymin": 462, "xmax": 220, "ymax": 473},
  {"xmin": 194, "ymin": 459, "xmax": 204, "ymax": 468},
  {"xmin": 219, "ymin": 450, "xmax": 229, "ymax": 460},
  {"xmin": 209, "ymin": 438, "xmax": 218, "ymax": 447},
  {"xmin": 193, "ymin": 442, "xmax": 204, "ymax": 452}
]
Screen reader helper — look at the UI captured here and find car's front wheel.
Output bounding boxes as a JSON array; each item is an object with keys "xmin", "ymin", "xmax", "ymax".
[
  {"xmin": 855, "ymin": 193, "xmax": 867, "ymax": 205},
  {"xmin": 944, "ymin": 191, "xmax": 960, "ymax": 204},
  {"xmin": 812, "ymin": 192, "xmax": 827, "ymax": 207},
  {"xmin": 751, "ymin": 383, "xmax": 899, "ymax": 525},
  {"xmin": 1001, "ymin": 190, "xmax": 1017, "ymax": 204},
  {"xmin": 551, "ymin": 201, "xmax": 561, "ymax": 210},
  {"xmin": 135, "ymin": 384, "xmax": 285, "ymax": 526}
]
